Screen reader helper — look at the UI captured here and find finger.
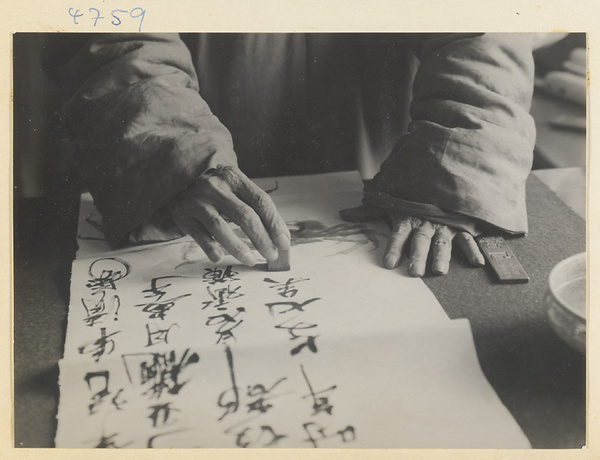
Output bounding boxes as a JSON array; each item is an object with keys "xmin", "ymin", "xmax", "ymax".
[
  {"xmin": 196, "ymin": 204, "xmax": 258, "ymax": 267},
  {"xmin": 455, "ymin": 232, "xmax": 485, "ymax": 266},
  {"xmin": 431, "ymin": 226, "xmax": 455, "ymax": 275},
  {"xmin": 194, "ymin": 169, "xmax": 281, "ymax": 261},
  {"xmin": 408, "ymin": 221, "xmax": 436, "ymax": 277},
  {"xmin": 180, "ymin": 218, "xmax": 224, "ymax": 263},
  {"xmin": 217, "ymin": 190, "xmax": 280, "ymax": 262},
  {"xmin": 339, "ymin": 203, "xmax": 382, "ymax": 223},
  {"xmin": 383, "ymin": 217, "xmax": 413, "ymax": 269},
  {"xmin": 169, "ymin": 206, "xmax": 224, "ymax": 263},
  {"xmin": 235, "ymin": 174, "xmax": 291, "ymax": 251}
]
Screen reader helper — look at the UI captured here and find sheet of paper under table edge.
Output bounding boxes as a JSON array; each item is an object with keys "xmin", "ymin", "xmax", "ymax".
[
  {"xmin": 55, "ymin": 318, "xmax": 530, "ymax": 448},
  {"xmin": 55, "ymin": 171, "xmax": 530, "ymax": 448}
]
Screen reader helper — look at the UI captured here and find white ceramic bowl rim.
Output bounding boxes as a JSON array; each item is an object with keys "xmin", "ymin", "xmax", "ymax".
[{"xmin": 548, "ymin": 251, "xmax": 586, "ymax": 319}]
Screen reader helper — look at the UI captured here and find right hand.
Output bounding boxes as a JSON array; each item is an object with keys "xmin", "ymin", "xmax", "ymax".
[{"xmin": 167, "ymin": 166, "xmax": 290, "ymax": 266}]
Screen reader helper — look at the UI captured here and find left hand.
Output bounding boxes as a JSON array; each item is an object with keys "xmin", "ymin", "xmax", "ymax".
[{"xmin": 340, "ymin": 204, "xmax": 485, "ymax": 277}]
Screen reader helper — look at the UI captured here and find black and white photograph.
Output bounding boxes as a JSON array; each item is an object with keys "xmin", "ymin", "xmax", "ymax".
[{"xmin": 12, "ymin": 24, "xmax": 588, "ymax": 453}]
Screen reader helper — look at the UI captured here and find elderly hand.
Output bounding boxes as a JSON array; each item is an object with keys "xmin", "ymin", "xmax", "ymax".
[
  {"xmin": 340, "ymin": 204, "xmax": 484, "ymax": 276},
  {"xmin": 167, "ymin": 166, "xmax": 290, "ymax": 266}
]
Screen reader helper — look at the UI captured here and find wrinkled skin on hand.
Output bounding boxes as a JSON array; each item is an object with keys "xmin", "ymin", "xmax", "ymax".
[
  {"xmin": 340, "ymin": 204, "xmax": 485, "ymax": 277},
  {"xmin": 168, "ymin": 166, "xmax": 291, "ymax": 266}
]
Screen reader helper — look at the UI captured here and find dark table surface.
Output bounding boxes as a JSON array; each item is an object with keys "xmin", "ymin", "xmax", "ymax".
[{"xmin": 13, "ymin": 171, "xmax": 586, "ymax": 449}]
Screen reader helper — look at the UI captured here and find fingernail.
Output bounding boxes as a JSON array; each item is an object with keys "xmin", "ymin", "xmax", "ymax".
[
  {"xmin": 240, "ymin": 252, "xmax": 257, "ymax": 267},
  {"xmin": 275, "ymin": 234, "xmax": 291, "ymax": 250},
  {"xmin": 384, "ymin": 255, "xmax": 398, "ymax": 269},
  {"xmin": 473, "ymin": 254, "xmax": 485, "ymax": 266},
  {"xmin": 265, "ymin": 247, "xmax": 279, "ymax": 262},
  {"xmin": 409, "ymin": 263, "xmax": 424, "ymax": 277},
  {"xmin": 208, "ymin": 250, "xmax": 223, "ymax": 263},
  {"xmin": 432, "ymin": 261, "xmax": 448, "ymax": 275}
]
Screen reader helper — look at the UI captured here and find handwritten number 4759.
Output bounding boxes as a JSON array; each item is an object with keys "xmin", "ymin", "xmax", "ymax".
[{"xmin": 69, "ymin": 8, "xmax": 146, "ymax": 32}]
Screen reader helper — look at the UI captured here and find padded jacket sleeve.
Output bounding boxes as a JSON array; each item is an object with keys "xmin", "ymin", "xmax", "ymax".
[
  {"xmin": 46, "ymin": 33, "xmax": 237, "ymax": 247},
  {"xmin": 364, "ymin": 33, "xmax": 536, "ymax": 235}
]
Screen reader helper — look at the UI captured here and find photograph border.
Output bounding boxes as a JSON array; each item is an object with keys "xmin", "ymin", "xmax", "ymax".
[{"xmin": 4, "ymin": 1, "xmax": 597, "ymax": 459}]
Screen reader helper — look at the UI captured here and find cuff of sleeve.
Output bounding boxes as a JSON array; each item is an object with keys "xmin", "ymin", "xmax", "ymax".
[
  {"xmin": 363, "ymin": 187, "xmax": 482, "ymax": 236},
  {"xmin": 105, "ymin": 148, "xmax": 237, "ymax": 248},
  {"xmin": 127, "ymin": 206, "xmax": 185, "ymax": 245}
]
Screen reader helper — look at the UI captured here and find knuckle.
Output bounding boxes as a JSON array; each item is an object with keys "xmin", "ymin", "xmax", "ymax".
[
  {"xmin": 394, "ymin": 220, "xmax": 412, "ymax": 234},
  {"xmin": 436, "ymin": 225, "xmax": 454, "ymax": 236},
  {"xmin": 203, "ymin": 213, "xmax": 224, "ymax": 231},
  {"xmin": 413, "ymin": 231, "xmax": 432, "ymax": 241},
  {"xmin": 272, "ymin": 218, "xmax": 287, "ymax": 233},
  {"xmin": 408, "ymin": 216, "xmax": 423, "ymax": 227},
  {"xmin": 205, "ymin": 174, "xmax": 224, "ymax": 189},
  {"xmin": 456, "ymin": 232, "xmax": 472, "ymax": 242},
  {"xmin": 214, "ymin": 165, "xmax": 241, "ymax": 186},
  {"xmin": 229, "ymin": 242, "xmax": 247, "ymax": 256},
  {"xmin": 400, "ymin": 222, "xmax": 413, "ymax": 232},
  {"xmin": 217, "ymin": 165, "xmax": 236, "ymax": 175},
  {"xmin": 254, "ymin": 191, "xmax": 272, "ymax": 210},
  {"xmin": 236, "ymin": 206, "xmax": 258, "ymax": 228}
]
